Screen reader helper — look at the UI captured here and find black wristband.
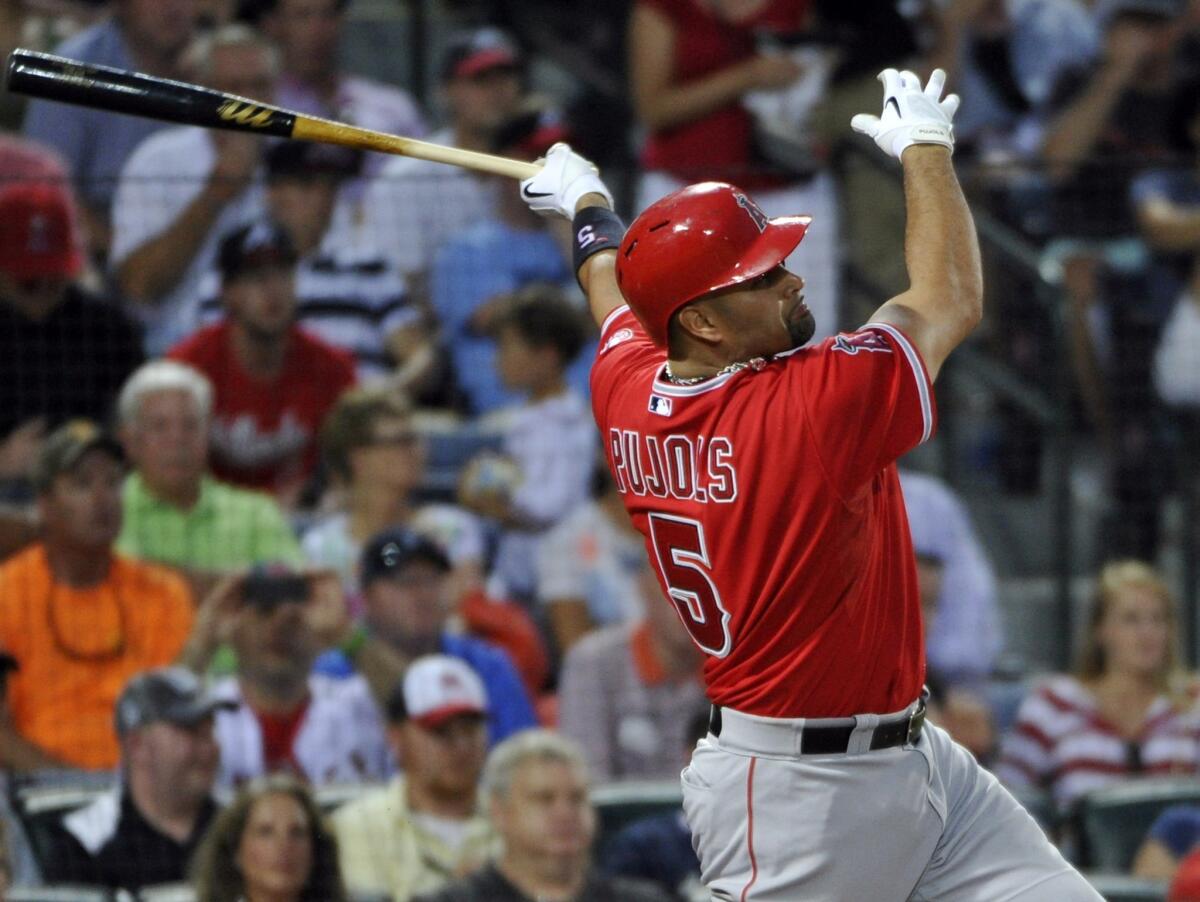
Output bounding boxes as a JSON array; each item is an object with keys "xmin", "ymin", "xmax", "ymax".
[{"xmin": 572, "ymin": 206, "xmax": 625, "ymax": 285}]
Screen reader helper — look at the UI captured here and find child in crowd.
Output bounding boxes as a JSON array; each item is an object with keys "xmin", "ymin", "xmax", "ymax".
[{"xmin": 458, "ymin": 286, "xmax": 595, "ymax": 601}]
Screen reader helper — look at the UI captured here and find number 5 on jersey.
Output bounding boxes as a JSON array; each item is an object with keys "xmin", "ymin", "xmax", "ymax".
[{"xmin": 647, "ymin": 513, "xmax": 732, "ymax": 658}]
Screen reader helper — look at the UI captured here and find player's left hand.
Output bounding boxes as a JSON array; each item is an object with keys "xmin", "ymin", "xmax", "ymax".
[
  {"xmin": 851, "ymin": 68, "xmax": 959, "ymax": 161},
  {"xmin": 520, "ymin": 143, "xmax": 614, "ymax": 219}
]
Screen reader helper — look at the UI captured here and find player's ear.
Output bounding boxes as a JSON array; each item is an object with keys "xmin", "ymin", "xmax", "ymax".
[{"xmin": 674, "ymin": 302, "xmax": 723, "ymax": 345}]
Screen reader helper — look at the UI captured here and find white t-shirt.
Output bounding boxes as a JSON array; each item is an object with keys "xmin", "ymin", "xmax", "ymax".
[
  {"xmin": 492, "ymin": 390, "xmax": 597, "ymax": 598},
  {"xmin": 535, "ymin": 499, "xmax": 646, "ymax": 626},
  {"xmin": 1155, "ymin": 293, "xmax": 1200, "ymax": 407},
  {"xmin": 110, "ymin": 126, "xmax": 265, "ymax": 354},
  {"xmin": 211, "ymin": 673, "xmax": 392, "ymax": 789},
  {"xmin": 359, "ymin": 128, "xmax": 500, "ymax": 276}
]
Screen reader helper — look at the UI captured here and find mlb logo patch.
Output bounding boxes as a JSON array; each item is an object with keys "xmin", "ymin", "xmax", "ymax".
[{"xmin": 648, "ymin": 394, "xmax": 673, "ymax": 417}]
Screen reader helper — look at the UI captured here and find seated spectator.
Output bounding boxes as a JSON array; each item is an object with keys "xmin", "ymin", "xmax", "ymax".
[
  {"xmin": 1139, "ymin": 80, "xmax": 1200, "ymax": 409},
  {"xmin": 900, "ymin": 468, "xmax": 1003, "ymax": 687},
  {"xmin": 190, "ymin": 773, "xmax": 348, "ymax": 902},
  {"xmin": 333, "ymin": 655, "xmax": 495, "ymax": 900},
  {"xmin": 305, "ymin": 387, "xmax": 549, "ymax": 697},
  {"xmin": 361, "ymin": 28, "xmax": 522, "ymax": 288},
  {"xmin": 168, "ymin": 221, "xmax": 357, "ymax": 501},
  {"xmin": 304, "ymin": 387, "xmax": 483, "ymax": 595},
  {"xmin": 23, "ymin": 0, "xmax": 196, "ymax": 257},
  {"xmin": 0, "ymin": 421, "xmax": 193, "ymax": 771},
  {"xmin": 1134, "ymin": 803, "xmax": 1200, "ymax": 883},
  {"xmin": 116, "ymin": 360, "xmax": 303, "ymax": 587},
  {"xmin": 40, "ymin": 667, "xmax": 229, "ymax": 889},
  {"xmin": 186, "ymin": 569, "xmax": 395, "ymax": 788},
  {"xmin": 458, "ymin": 288, "xmax": 595, "ymax": 599},
  {"xmin": 995, "ymin": 560, "xmax": 1198, "ymax": 813},
  {"xmin": 199, "ymin": 141, "xmax": 435, "ymax": 388},
  {"xmin": 914, "ymin": 549, "xmax": 997, "ymax": 763},
  {"xmin": 559, "ymin": 561, "xmax": 705, "ymax": 783},
  {"xmin": 413, "ymin": 730, "xmax": 672, "ymax": 902},
  {"xmin": 263, "ymin": 0, "xmax": 427, "ymax": 178},
  {"xmin": 111, "ymin": 25, "xmax": 275, "ymax": 354},
  {"xmin": 316, "ymin": 527, "xmax": 538, "ymax": 744},
  {"xmin": 599, "ymin": 708, "xmax": 710, "ymax": 902},
  {"xmin": 0, "ymin": 173, "xmax": 144, "ymax": 492},
  {"xmin": 536, "ymin": 463, "xmax": 647, "ymax": 654},
  {"xmin": 430, "ymin": 106, "xmax": 589, "ymax": 416}
]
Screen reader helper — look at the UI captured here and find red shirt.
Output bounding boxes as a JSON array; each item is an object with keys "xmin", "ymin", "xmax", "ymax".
[
  {"xmin": 637, "ymin": 0, "xmax": 811, "ymax": 188},
  {"xmin": 590, "ymin": 307, "xmax": 934, "ymax": 718},
  {"xmin": 168, "ymin": 323, "xmax": 356, "ymax": 494}
]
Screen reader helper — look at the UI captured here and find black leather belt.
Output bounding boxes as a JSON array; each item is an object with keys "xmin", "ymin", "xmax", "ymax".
[{"xmin": 708, "ymin": 696, "xmax": 926, "ymax": 754}]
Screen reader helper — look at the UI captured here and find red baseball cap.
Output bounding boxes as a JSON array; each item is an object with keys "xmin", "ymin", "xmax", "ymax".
[{"xmin": 0, "ymin": 182, "xmax": 83, "ymax": 281}]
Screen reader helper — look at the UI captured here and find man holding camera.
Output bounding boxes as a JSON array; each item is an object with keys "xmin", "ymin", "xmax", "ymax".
[{"xmin": 182, "ymin": 566, "xmax": 404, "ymax": 788}]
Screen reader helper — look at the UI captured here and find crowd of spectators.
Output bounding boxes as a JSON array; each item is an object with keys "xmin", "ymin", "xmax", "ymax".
[{"xmin": 0, "ymin": 0, "xmax": 1197, "ymax": 899}]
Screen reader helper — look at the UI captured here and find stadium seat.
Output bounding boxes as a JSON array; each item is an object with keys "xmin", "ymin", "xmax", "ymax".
[
  {"xmin": 313, "ymin": 781, "xmax": 376, "ymax": 814},
  {"xmin": 1083, "ymin": 872, "xmax": 1168, "ymax": 902},
  {"xmin": 413, "ymin": 416, "xmax": 504, "ymax": 500},
  {"xmin": 5, "ymin": 888, "xmax": 113, "ymax": 901},
  {"xmin": 590, "ymin": 779, "xmax": 684, "ymax": 853},
  {"xmin": 1075, "ymin": 778, "xmax": 1200, "ymax": 871},
  {"xmin": 8, "ymin": 781, "xmax": 111, "ymax": 878},
  {"xmin": 136, "ymin": 884, "xmax": 195, "ymax": 902}
]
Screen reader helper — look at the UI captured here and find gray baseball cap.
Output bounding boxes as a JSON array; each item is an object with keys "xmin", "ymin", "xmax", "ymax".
[{"xmin": 115, "ymin": 667, "xmax": 235, "ymax": 738}]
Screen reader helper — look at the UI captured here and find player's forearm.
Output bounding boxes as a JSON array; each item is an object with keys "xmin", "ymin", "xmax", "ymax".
[
  {"xmin": 116, "ymin": 187, "xmax": 228, "ymax": 305},
  {"xmin": 901, "ymin": 146, "xmax": 983, "ymax": 332}
]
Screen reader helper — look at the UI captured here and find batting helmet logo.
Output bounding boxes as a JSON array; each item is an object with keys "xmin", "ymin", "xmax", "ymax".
[{"xmin": 735, "ymin": 193, "xmax": 769, "ymax": 233}]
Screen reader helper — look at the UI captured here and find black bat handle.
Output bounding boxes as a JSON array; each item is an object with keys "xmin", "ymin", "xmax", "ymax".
[{"xmin": 5, "ymin": 49, "xmax": 297, "ymax": 138}]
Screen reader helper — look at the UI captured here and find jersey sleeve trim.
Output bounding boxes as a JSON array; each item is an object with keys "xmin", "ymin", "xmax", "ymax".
[
  {"xmin": 860, "ymin": 322, "xmax": 934, "ymax": 445},
  {"xmin": 600, "ymin": 304, "xmax": 632, "ymax": 341}
]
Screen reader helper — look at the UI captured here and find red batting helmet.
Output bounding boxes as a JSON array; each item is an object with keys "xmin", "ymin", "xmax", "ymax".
[{"xmin": 616, "ymin": 182, "xmax": 810, "ymax": 347}]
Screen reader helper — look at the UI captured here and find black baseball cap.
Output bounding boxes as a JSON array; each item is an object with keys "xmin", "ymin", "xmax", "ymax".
[
  {"xmin": 33, "ymin": 419, "xmax": 124, "ymax": 493},
  {"xmin": 265, "ymin": 141, "xmax": 363, "ymax": 182},
  {"xmin": 115, "ymin": 667, "xmax": 236, "ymax": 738},
  {"xmin": 440, "ymin": 28, "xmax": 522, "ymax": 82},
  {"xmin": 360, "ymin": 526, "xmax": 451, "ymax": 587},
  {"xmin": 218, "ymin": 220, "xmax": 297, "ymax": 283}
]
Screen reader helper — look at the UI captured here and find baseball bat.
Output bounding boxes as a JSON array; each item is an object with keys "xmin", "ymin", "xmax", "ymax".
[{"xmin": 4, "ymin": 49, "xmax": 541, "ymax": 180}]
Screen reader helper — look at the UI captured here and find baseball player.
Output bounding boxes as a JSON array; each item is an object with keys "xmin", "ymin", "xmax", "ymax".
[{"xmin": 519, "ymin": 70, "xmax": 1102, "ymax": 900}]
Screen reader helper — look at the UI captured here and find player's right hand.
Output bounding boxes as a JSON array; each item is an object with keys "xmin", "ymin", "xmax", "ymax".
[
  {"xmin": 520, "ymin": 143, "xmax": 614, "ymax": 220},
  {"xmin": 851, "ymin": 68, "xmax": 959, "ymax": 161}
]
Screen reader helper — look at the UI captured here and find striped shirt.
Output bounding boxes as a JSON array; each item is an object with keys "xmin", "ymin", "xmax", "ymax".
[
  {"xmin": 200, "ymin": 249, "xmax": 418, "ymax": 382},
  {"xmin": 994, "ymin": 675, "xmax": 1200, "ymax": 812}
]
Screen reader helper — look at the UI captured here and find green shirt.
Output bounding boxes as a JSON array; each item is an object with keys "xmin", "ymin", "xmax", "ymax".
[{"xmin": 118, "ymin": 473, "xmax": 303, "ymax": 571}]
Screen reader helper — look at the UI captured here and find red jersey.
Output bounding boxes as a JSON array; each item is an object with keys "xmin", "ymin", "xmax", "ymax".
[
  {"xmin": 590, "ymin": 307, "xmax": 934, "ymax": 718},
  {"xmin": 168, "ymin": 323, "xmax": 356, "ymax": 494},
  {"xmin": 637, "ymin": 0, "xmax": 811, "ymax": 188}
]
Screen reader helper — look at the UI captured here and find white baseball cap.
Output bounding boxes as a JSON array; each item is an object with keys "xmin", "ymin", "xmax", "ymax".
[{"xmin": 389, "ymin": 655, "xmax": 488, "ymax": 728}]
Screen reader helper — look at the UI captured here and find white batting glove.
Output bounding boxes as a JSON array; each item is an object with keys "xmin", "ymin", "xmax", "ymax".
[
  {"xmin": 850, "ymin": 68, "xmax": 960, "ymax": 161},
  {"xmin": 519, "ymin": 143, "xmax": 614, "ymax": 219}
]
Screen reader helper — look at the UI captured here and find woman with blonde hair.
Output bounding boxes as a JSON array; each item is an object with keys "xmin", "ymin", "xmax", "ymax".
[
  {"xmin": 191, "ymin": 774, "xmax": 347, "ymax": 902},
  {"xmin": 996, "ymin": 560, "xmax": 1198, "ymax": 813}
]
